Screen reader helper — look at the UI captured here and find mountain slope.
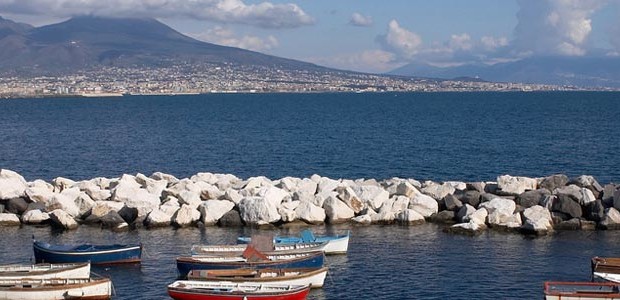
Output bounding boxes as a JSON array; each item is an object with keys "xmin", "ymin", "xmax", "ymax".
[
  {"xmin": 0, "ymin": 15, "xmax": 330, "ymax": 74},
  {"xmin": 389, "ymin": 56, "xmax": 620, "ymax": 88}
]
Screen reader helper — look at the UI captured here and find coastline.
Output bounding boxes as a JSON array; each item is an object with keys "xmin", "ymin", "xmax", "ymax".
[{"xmin": 1, "ymin": 169, "xmax": 618, "ymax": 236}]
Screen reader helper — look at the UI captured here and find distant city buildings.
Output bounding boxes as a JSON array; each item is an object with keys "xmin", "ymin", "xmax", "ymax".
[{"xmin": 0, "ymin": 63, "xmax": 597, "ymax": 99}]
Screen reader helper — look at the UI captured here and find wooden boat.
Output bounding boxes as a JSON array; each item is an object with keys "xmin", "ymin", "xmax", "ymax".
[
  {"xmin": 237, "ymin": 229, "xmax": 349, "ymax": 254},
  {"xmin": 0, "ymin": 262, "xmax": 90, "ymax": 280},
  {"xmin": 187, "ymin": 267, "xmax": 328, "ymax": 288},
  {"xmin": 33, "ymin": 240, "xmax": 142, "ymax": 265},
  {"xmin": 0, "ymin": 277, "xmax": 112, "ymax": 300},
  {"xmin": 544, "ymin": 281, "xmax": 620, "ymax": 299},
  {"xmin": 177, "ymin": 248, "xmax": 324, "ymax": 278},
  {"xmin": 167, "ymin": 281, "xmax": 310, "ymax": 300},
  {"xmin": 190, "ymin": 242, "xmax": 327, "ymax": 257},
  {"xmin": 593, "ymin": 257, "xmax": 620, "ymax": 283}
]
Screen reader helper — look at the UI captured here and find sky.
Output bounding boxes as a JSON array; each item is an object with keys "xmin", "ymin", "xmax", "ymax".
[{"xmin": 1, "ymin": 0, "xmax": 620, "ymax": 73}]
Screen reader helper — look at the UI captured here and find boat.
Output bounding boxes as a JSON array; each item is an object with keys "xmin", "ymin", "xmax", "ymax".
[
  {"xmin": 593, "ymin": 257, "xmax": 620, "ymax": 283},
  {"xmin": 544, "ymin": 281, "xmax": 620, "ymax": 299},
  {"xmin": 0, "ymin": 276, "xmax": 112, "ymax": 300},
  {"xmin": 187, "ymin": 267, "xmax": 328, "ymax": 288},
  {"xmin": 190, "ymin": 242, "xmax": 327, "ymax": 257},
  {"xmin": 177, "ymin": 248, "xmax": 324, "ymax": 278},
  {"xmin": 167, "ymin": 281, "xmax": 310, "ymax": 300},
  {"xmin": 33, "ymin": 240, "xmax": 142, "ymax": 265},
  {"xmin": 236, "ymin": 229, "xmax": 350, "ymax": 255},
  {"xmin": 0, "ymin": 262, "xmax": 90, "ymax": 280}
]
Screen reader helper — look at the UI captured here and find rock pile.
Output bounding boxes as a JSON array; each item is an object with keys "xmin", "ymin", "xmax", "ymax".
[{"xmin": 0, "ymin": 169, "xmax": 618, "ymax": 235}]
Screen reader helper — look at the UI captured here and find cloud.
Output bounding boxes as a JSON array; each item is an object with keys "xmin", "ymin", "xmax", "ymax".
[
  {"xmin": 306, "ymin": 50, "xmax": 399, "ymax": 73},
  {"xmin": 0, "ymin": 0, "xmax": 314, "ymax": 29},
  {"xmin": 480, "ymin": 36, "xmax": 509, "ymax": 51},
  {"xmin": 377, "ymin": 20, "xmax": 422, "ymax": 60},
  {"xmin": 349, "ymin": 12, "xmax": 373, "ymax": 27},
  {"xmin": 191, "ymin": 26, "xmax": 278, "ymax": 52},
  {"xmin": 514, "ymin": 0, "xmax": 606, "ymax": 56},
  {"xmin": 448, "ymin": 33, "xmax": 473, "ymax": 51}
]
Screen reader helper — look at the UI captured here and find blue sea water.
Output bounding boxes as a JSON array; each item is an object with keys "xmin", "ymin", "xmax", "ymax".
[{"xmin": 1, "ymin": 92, "xmax": 620, "ymax": 299}]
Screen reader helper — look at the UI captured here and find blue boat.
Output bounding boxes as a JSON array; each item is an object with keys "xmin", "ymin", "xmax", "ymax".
[
  {"xmin": 237, "ymin": 229, "xmax": 350, "ymax": 254},
  {"xmin": 33, "ymin": 240, "xmax": 142, "ymax": 265},
  {"xmin": 176, "ymin": 250, "xmax": 325, "ymax": 278}
]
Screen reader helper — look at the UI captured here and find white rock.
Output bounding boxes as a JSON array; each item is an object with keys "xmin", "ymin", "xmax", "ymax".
[
  {"xmin": 199, "ymin": 200, "xmax": 235, "ymax": 225},
  {"xmin": 238, "ymin": 196, "xmax": 281, "ymax": 225},
  {"xmin": 195, "ymin": 181, "xmax": 223, "ymax": 200},
  {"xmin": 177, "ymin": 190, "xmax": 203, "ymax": 209},
  {"xmin": 172, "ymin": 204, "xmax": 200, "ymax": 227},
  {"xmin": 450, "ymin": 221, "xmax": 487, "ymax": 234},
  {"xmin": 445, "ymin": 181, "xmax": 467, "ymax": 191},
  {"xmin": 150, "ymin": 172, "xmax": 179, "ymax": 185},
  {"xmin": 465, "ymin": 208, "xmax": 488, "ymax": 225},
  {"xmin": 0, "ymin": 169, "xmax": 27, "ymax": 199},
  {"xmin": 123, "ymin": 190, "xmax": 161, "ymax": 221},
  {"xmin": 295, "ymin": 201, "xmax": 326, "ymax": 224},
  {"xmin": 395, "ymin": 181, "xmax": 417, "ymax": 198},
  {"xmin": 75, "ymin": 181, "xmax": 111, "ymax": 202},
  {"xmin": 256, "ymin": 186, "xmax": 288, "ymax": 207},
  {"xmin": 89, "ymin": 201, "xmax": 126, "ymax": 219},
  {"xmin": 0, "ymin": 212, "xmax": 21, "ymax": 225},
  {"xmin": 46, "ymin": 193, "xmax": 80, "ymax": 217},
  {"xmin": 496, "ymin": 175, "xmax": 537, "ymax": 195},
  {"xmin": 160, "ymin": 196, "xmax": 181, "ymax": 215},
  {"xmin": 409, "ymin": 192, "xmax": 438, "ymax": 217},
  {"xmin": 580, "ymin": 188, "xmax": 596, "ymax": 205},
  {"xmin": 323, "ymin": 195, "xmax": 354, "ymax": 223},
  {"xmin": 351, "ymin": 185, "xmax": 388, "ymax": 211},
  {"xmin": 51, "ymin": 177, "xmax": 76, "ymax": 192},
  {"xmin": 25, "ymin": 185, "xmax": 55, "ymax": 203},
  {"xmin": 49, "ymin": 209, "xmax": 78, "ymax": 230},
  {"xmin": 136, "ymin": 173, "xmax": 168, "ymax": 196},
  {"xmin": 278, "ymin": 201, "xmax": 298, "ymax": 223},
  {"xmin": 223, "ymin": 188, "xmax": 243, "ymax": 204},
  {"xmin": 74, "ymin": 192, "xmax": 96, "ymax": 218},
  {"xmin": 389, "ymin": 196, "xmax": 410, "ymax": 214},
  {"xmin": 397, "ymin": 209, "xmax": 425, "ymax": 225},
  {"xmin": 601, "ymin": 207, "xmax": 620, "ymax": 228},
  {"xmin": 111, "ymin": 177, "xmax": 143, "ymax": 202},
  {"xmin": 371, "ymin": 210, "xmax": 396, "ymax": 224},
  {"xmin": 214, "ymin": 174, "xmax": 241, "ymax": 190},
  {"xmin": 191, "ymin": 172, "xmax": 219, "ymax": 184},
  {"xmin": 22, "ymin": 210, "xmax": 50, "ymax": 224},
  {"xmin": 420, "ymin": 182, "xmax": 455, "ymax": 200},
  {"xmin": 316, "ymin": 177, "xmax": 341, "ymax": 197},
  {"xmin": 297, "ymin": 179, "xmax": 318, "ymax": 196},
  {"xmin": 243, "ymin": 176, "xmax": 273, "ymax": 193},
  {"xmin": 351, "ymin": 214, "xmax": 372, "ymax": 225},
  {"xmin": 456, "ymin": 204, "xmax": 477, "ymax": 223},
  {"xmin": 336, "ymin": 186, "xmax": 364, "ymax": 213},
  {"xmin": 479, "ymin": 197, "xmax": 516, "ymax": 216},
  {"xmin": 521, "ymin": 205, "xmax": 553, "ymax": 234},
  {"xmin": 145, "ymin": 208, "xmax": 175, "ymax": 227}
]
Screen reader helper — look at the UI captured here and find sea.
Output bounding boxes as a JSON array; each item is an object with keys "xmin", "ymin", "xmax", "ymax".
[{"xmin": 1, "ymin": 92, "xmax": 620, "ymax": 299}]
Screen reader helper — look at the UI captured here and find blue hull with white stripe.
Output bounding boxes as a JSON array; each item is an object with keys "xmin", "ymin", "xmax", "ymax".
[{"xmin": 33, "ymin": 240, "xmax": 142, "ymax": 265}]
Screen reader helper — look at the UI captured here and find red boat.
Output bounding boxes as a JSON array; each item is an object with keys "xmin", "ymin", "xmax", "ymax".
[{"xmin": 167, "ymin": 281, "xmax": 310, "ymax": 300}]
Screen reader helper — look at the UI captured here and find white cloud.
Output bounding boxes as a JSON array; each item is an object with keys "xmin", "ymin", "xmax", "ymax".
[
  {"xmin": 514, "ymin": 0, "xmax": 606, "ymax": 56},
  {"xmin": 377, "ymin": 20, "xmax": 422, "ymax": 60},
  {"xmin": 191, "ymin": 26, "xmax": 278, "ymax": 52},
  {"xmin": 0, "ymin": 0, "xmax": 314, "ymax": 29},
  {"xmin": 349, "ymin": 12, "xmax": 373, "ymax": 27},
  {"xmin": 448, "ymin": 33, "xmax": 472, "ymax": 51},
  {"xmin": 480, "ymin": 36, "xmax": 508, "ymax": 51}
]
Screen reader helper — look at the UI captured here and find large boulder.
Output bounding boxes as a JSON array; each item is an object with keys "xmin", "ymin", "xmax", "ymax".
[
  {"xmin": 396, "ymin": 209, "xmax": 425, "ymax": 225},
  {"xmin": 456, "ymin": 204, "xmax": 477, "ymax": 223},
  {"xmin": 171, "ymin": 204, "xmax": 200, "ymax": 227},
  {"xmin": 5, "ymin": 197, "xmax": 28, "ymax": 215},
  {"xmin": 295, "ymin": 201, "xmax": 325, "ymax": 225},
  {"xmin": 323, "ymin": 195, "xmax": 354, "ymax": 223},
  {"xmin": 136, "ymin": 173, "xmax": 168, "ymax": 196},
  {"xmin": 74, "ymin": 192, "xmax": 96, "ymax": 219},
  {"xmin": 351, "ymin": 185, "xmax": 388, "ymax": 211},
  {"xmin": 570, "ymin": 175, "xmax": 604, "ymax": 197},
  {"xmin": 21, "ymin": 209, "xmax": 50, "ymax": 224},
  {"xmin": 25, "ymin": 181, "xmax": 55, "ymax": 203},
  {"xmin": 100, "ymin": 211, "xmax": 129, "ymax": 231},
  {"xmin": 316, "ymin": 177, "xmax": 340, "ymax": 197},
  {"xmin": 552, "ymin": 194, "xmax": 582, "ymax": 218},
  {"xmin": 238, "ymin": 197, "xmax": 281, "ymax": 226},
  {"xmin": 46, "ymin": 193, "xmax": 80, "ymax": 217},
  {"xmin": 455, "ymin": 190, "xmax": 481, "ymax": 207},
  {"xmin": 600, "ymin": 207, "xmax": 620, "ymax": 230},
  {"xmin": 256, "ymin": 186, "xmax": 289, "ymax": 208},
  {"xmin": 480, "ymin": 197, "xmax": 516, "ymax": 226},
  {"xmin": 539, "ymin": 174, "xmax": 569, "ymax": 191},
  {"xmin": 496, "ymin": 175, "xmax": 537, "ymax": 196},
  {"xmin": 218, "ymin": 210, "xmax": 244, "ymax": 227},
  {"xmin": 420, "ymin": 182, "xmax": 455, "ymax": 200},
  {"xmin": 145, "ymin": 208, "xmax": 175, "ymax": 228},
  {"xmin": 395, "ymin": 181, "xmax": 418, "ymax": 198},
  {"xmin": 0, "ymin": 169, "xmax": 27, "ymax": 200},
  {"xmin": 370, "ymin": 210, "xmax": 396, "ymax": 224},
  {"xmin": 150, "ymin": 172, "xmax": 179, "ymax": 185},
  {"xmin": 177, "ymin": 190, "xmax": 203, "ymax": 209},
  {"xmin": 442, "ymin": 194, "xmax": 462, "ymax": 211},
  {"xmin": 0, "ymin": 213, "xmax": 21, "ymax": 226},
  {"xmin": 409, "ymin": 192, "xmax": 439, "ymax": 217},
  {"xmin": 351, "ymin": 214, "xmax": 372, "ymax": 225},
  {"xmin": 199, "ymin": 200, "xmax": 235, "ymax": 225},
  {"xmin": 85, "ymin": 201, "xmax": 125, "ymax": 223},
  {"xmin": 49, "ymin": 209, "xmax": 78, "ymax": 230},
  {"xmin": 75, "ymin": 181, "xmax": 111, "ymax": 202},
  {"xmin": 222, "ymin": 188, "xmax": 243, "ymax": 204},
  {"xmin": 521, "ymin": 205, "xmax": 553, "ymax": 235},
  {"xmin": 585, "ymin": 200, "xmax": 606, "ymax": 223},
  {"xmin": 448, "ymin": 221, "xmax": 487, "ymax": 235},
  {"xmin": 516, "ymin": 189, "xmax": 551, "ymax": 208},
  {"xmin": 51, "ymin": 177, "xmax": 76, "ymax": 192},
  {"xmin": 336, "ymin": 186, "xmax": 364, "ymax": 213}
]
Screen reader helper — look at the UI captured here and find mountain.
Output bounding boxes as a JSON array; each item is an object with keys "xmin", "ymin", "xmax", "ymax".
[
  {"xmin": 0, "ymin": 15, "xmax": 330, "ymax": 74},
  {"xmin": 0, "ymin": 16, "xmax": 32, "ymax": 39},
  {"xmin": 390, "ymin": 56, "xmax": 620, "ymax": 88}
]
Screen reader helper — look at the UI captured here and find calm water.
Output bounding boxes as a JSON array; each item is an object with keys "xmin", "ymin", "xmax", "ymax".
[{"xmin": 1, "ymin": 92, "xmax": 620, "ymax": 299}]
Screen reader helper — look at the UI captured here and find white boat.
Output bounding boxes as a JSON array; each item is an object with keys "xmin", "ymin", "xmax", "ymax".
[
  {"xmin": 0, "ymin": 277, "xmax": 112, "ymax": 300},
  {"xmin": 237, "ymin": 230, "xmax": 350, "ymax": 255},
  {"xmin": 544, "ymin": 281, "xmax": 620, "ymax": 300},
  {"xmin": 190, "ymin": 242, "xmax": 327, "ymax": 257},
  {"xmin": 187, "ymin": 267, "xmax": 328, "ymax": 288},
  {"xmin": 167, "ymin": 280, "xmax": 310, "ymax": 300},
  {"xmin": 0, "ymin": 263, "xmax": 91, "ymax": 280},
  {"xmin": 593, "ymin": 257, "xmax": 620, "ymax": 283}
]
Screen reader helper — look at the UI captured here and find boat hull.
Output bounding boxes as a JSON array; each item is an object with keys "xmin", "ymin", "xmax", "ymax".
[
  {"xmin": 0, "ymin": 263, "xmax": 91, "ymax": 280},
  {"xmin": 191, "ymin": 242, "xmax": 327, "ymax": 257},
  {"xmin": 33, "ymin": 241, "xmax": 142, "ymax": 265},
  {"xmin": 167, "ymin": 282, "xmax": 309, "ymax": 300},
  {"xmin": 544, "ymin": 281, "xmax": 620, "ymax": 300},
  {"xmin": 177, "ymin": 252, "xmax": 324, "ymax": 278},
  {"xmin": 237, "ymin": 231, "xmax": 349, "ymax": 255},
  {"xmin": 188, "ymin": 267, "xmax": 328, "ymax": 288},
  {"xmin": 0, "ymin": 277, "xmax": 112, "ymax": 300}
]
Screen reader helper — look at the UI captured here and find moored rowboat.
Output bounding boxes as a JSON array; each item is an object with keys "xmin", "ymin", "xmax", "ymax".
[
  {"xmin": 33, "ymin": 240, "xmax": 142, "ymax": 265},
  {"xmin": 167, "ymin": 281, "xmax": 310, "ymax": 300},
  {"xmin": 544, "ymin": 281, "xmax": 620, "ymax": 300},
  {"xmin": 593, "ymin": 257, "xmax": 620, "ymax": 283},
  {"xmin": 187, "ymin": 267, "xmax": 328, "ymax": 288},
  {"xmin": 0, "ymin": 263, "xmax": 90, "ymax": 280},
  {"xmin": 190, "ymin": 242, "xmax": 327, "ymax": 257},
  {"xmin": 237, "ymin": 230, "xmax": 349, "ymax": 255},
  {"xmin": 0, "ymin": 277, "xmax": 112, "ymax": 300}
]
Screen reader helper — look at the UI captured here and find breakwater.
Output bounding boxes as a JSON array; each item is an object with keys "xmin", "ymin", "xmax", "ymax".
[{"xmin": 0, "ymin": 168, "xmax": 618, "ymax": 235}]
